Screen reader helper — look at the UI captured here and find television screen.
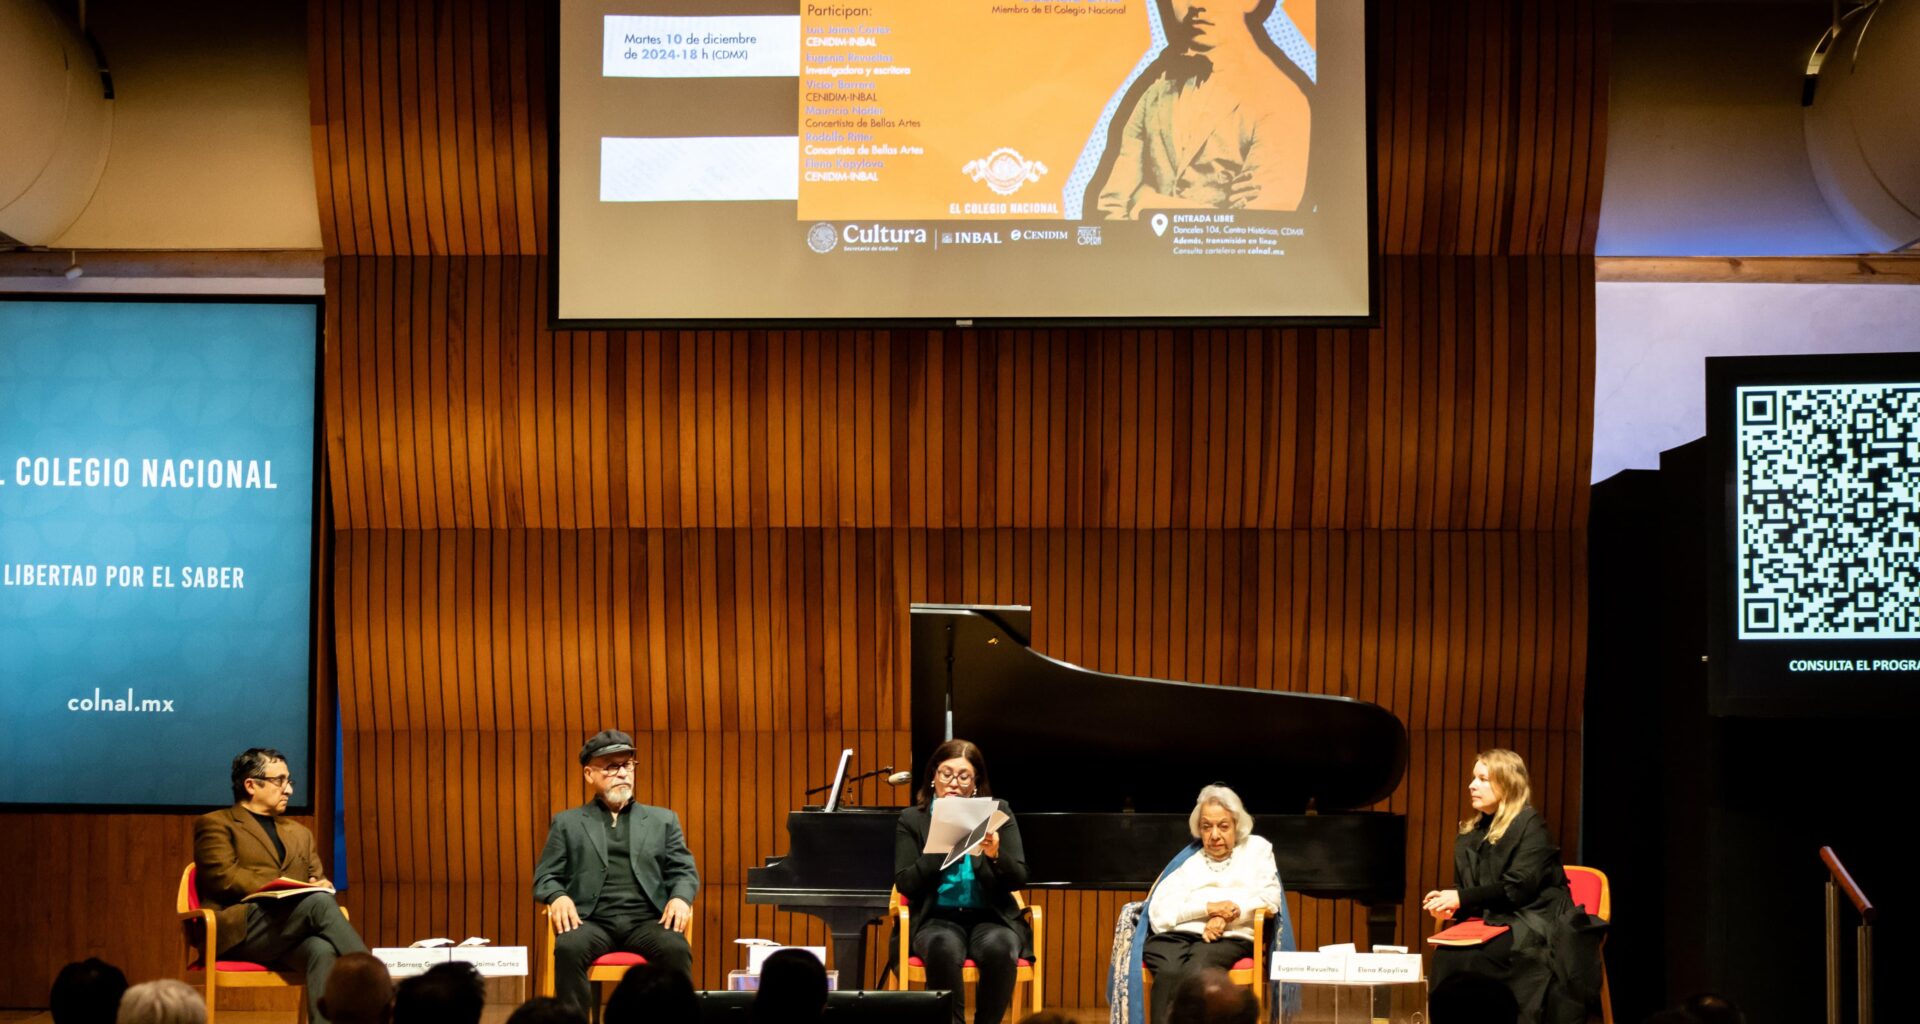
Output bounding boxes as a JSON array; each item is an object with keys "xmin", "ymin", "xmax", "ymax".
[
  {"xmin": 555, "ymin": 0, "xmax": 1371, "ymax": 323},
  {"xmin": 0, "ymin": 297, "xmax": 320, "ymax": 808},
  {"xmin": 1708, "ymin": 354, "xmax": 1920, "ymax": 715}
]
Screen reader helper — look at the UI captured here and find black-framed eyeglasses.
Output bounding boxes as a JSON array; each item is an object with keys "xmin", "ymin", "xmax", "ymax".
[
  {"xmin": 252, "ymin": 774, "xmax": 293, "ymax": 790},
  {"xmin": 596, "ymin": 760, "xmax": 638, "ymax": 775},
  {"xmin": 934, "ymin": 769, "xmax": 975, "ymax": 785}
]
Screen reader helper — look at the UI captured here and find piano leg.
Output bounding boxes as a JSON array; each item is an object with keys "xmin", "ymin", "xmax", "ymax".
[
  {"xmin": 1366, "ymin": 904, "xmax": 1401, "ymax": 1022},
  {"xmin": 1365, "ymin": 903, "xmax": 1399, "ymax": 951},
  {"xmin": 810, "ymin": 909, "xmax": 882, "ymax": 989}
]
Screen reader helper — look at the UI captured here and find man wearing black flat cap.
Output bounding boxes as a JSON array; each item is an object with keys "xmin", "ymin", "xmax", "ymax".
[{"xmin": 534, "ymin": 729, "xmax": 699, "ymax": 1013}]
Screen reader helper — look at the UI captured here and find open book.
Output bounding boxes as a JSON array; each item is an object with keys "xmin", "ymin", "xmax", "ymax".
[
  {"xmin": 1424, "ymin": 918, "xmax": 1511, "ymax": 947},
  {"xmin": 921, "ymin": 796, "xmax": 1008, "ymax": 870},
  {"xmin": 242, "ymin": 877, "xmax": 336, "ymax": 902}
]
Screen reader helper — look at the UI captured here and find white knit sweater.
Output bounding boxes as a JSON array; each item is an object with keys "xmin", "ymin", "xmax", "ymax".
[{"xmin": 1146, "ymin": 834, "xmax": 1282, "ymax": 943}]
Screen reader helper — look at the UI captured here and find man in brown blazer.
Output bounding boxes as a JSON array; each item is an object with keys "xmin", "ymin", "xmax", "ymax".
[{"xmin": 194, "ymin": 747, "xmax": 367, "ymax": 1024}]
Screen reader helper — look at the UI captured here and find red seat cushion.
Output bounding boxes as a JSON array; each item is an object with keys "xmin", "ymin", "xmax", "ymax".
[
  {"xmin": 193, "ymin": 961, "xmax": 271, "ymax": 972},
  {"xmin": 594, "ymin": 952, "xmax": 647, "ymax": 967},
  {"xmin": 1231, "ymin": 958, "xmax": 1255, "ymax": 971},
  {"xmin": 906, "ymin": 957, "xmax": 1032, "ymax": 968}
]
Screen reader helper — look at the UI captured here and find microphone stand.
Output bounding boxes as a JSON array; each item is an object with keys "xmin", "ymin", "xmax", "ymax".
[{"xmin": 805, "ymin": 766, "xmax": 897, "ymax": 807}]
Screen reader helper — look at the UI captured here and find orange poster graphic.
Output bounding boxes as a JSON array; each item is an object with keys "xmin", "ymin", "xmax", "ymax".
[{"xmin": 796, "ymin": 0, "xmax": 1316, "ymax": 221}]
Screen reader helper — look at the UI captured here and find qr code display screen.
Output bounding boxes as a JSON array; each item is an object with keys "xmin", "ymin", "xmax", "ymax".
[{"xmin": 1736, "ymin": 383, "xmax": 1920, "ymax": 639}]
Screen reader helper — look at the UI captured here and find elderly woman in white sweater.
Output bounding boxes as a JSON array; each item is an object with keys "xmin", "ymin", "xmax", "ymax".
[{"xmin": 1137, "ymin": 784, "xmax": 1282, "ymax": 1024}]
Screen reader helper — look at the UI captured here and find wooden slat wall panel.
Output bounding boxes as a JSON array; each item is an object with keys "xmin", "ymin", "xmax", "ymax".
[
  {"xmin": 322, "ymin": 257, "xmax": 1593, "ymax": 534},
  {"xmin": 309, "ymin": 0, "xmax": 1605, "ymax": 259}
]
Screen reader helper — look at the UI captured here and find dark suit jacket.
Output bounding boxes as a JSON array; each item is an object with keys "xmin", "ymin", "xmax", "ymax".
[
  {"xmin": 1452, "ymin": 806, "xmax": 1572, "ymax": 923},
  {"xmin": 892, "ymin": 800, "xmax": 1031, "ymax": 959},
  {"xmin": 193, "ymin": 804, "xmax": 325, "ymax": 953},
  {"xmin": 532, "ymin": 799, "xmax": 699, "ymax": 918}
]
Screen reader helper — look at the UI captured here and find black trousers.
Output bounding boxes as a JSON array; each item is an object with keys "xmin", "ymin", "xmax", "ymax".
[
  {"xmin": 553, "ymin": 916, "xmax": 693, "ymax": 1014},
  {"xmin": 1141, "ymin": 930, "xmax": 1254, "ymax": 1024},
  {"xmin": 221, "ymin": 893, "xmax": 368, "ymax": 1024},
  {"xmin": 912, "ymin": 908, "xmax": 1022, "ymax": 1024}
]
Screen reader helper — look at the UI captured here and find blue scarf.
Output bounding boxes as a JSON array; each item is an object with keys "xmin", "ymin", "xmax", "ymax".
[{"xmin": 1112, "ymin": 840, "xmax": 1300, "ymax": 1024}]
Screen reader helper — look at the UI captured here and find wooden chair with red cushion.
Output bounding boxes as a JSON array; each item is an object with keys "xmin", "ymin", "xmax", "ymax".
[
  {"xmin": 1564, "ymin": 864, "xmax": 1615, "ymax": 1024},
  {"xmin": 889, "ymin": 887, "xmax": 1045, "ymax": 1015},
  {"xmin": 176, "ymin": 863, "xmax": 345, "ymax": 1024},
  {"xmin": 537, "ymin": 903, "xmax": 692, "ymax": 1017},
  {"xmin": 1140, "ymin": 907, "xmax": 1270, "ymax": 1019}
]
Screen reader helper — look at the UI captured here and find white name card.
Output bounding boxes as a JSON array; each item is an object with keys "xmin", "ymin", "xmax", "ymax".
[
  {"xmin": 1344, "ymin": 952, "xmax": 1424, "ymax": 983},
  {"xmin": 372, "ymin": 948, "xmax": 450, "ymax": 977},
  {"xmin": 450, "ymin": 946, "xmax": 530, "ymax": 977},
  {"xmin": 1270, "ymin": 950, "xmax": 1349, "ymax": 982}
]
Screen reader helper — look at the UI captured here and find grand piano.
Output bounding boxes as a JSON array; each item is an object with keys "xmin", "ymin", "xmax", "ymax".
[{"xmin": 747, "ymin": 604, "xmax": 1409, "ymax": 986}]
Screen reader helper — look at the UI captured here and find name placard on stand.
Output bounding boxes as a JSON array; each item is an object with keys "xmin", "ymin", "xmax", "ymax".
[
  {"xmin": 1270, "ymin": 951, "xmax": 1427, "ymax": 1023},
  {"xmin": 371, "ymin": 948, "xmax": 450, "ymax": 978},
  {"xmin": 452, "ymin": 946, "xmax": 530, "ymax": 976}
]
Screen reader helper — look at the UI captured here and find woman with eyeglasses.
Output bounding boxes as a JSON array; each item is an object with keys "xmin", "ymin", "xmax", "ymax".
[{"xmin": 892, "ymin": 739, "xmax": 1029, "ymax": 1024}]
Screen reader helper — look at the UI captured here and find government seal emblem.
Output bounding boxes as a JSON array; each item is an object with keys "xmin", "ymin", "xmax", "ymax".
[
  {"xmin": 806, "ymin": 223, "xmax": 839, "ymax": 253},
  {"xmin": 962, "ymin": 148, "xmax": 1048, "ymax": 196}
]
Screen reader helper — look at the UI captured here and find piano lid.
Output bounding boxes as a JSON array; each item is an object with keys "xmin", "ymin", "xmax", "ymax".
[{"xmin": 910, "ymin": 604, "xmax": 1408, "ymax": 815}]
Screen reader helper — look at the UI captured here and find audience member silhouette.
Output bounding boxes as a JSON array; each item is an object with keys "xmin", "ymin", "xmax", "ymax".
[
  {"xmin": 51, "ymin": 958, "xmax": 129, "ymax": 1024},
  {"xmin": 604, "ymin": 963, "xmax": 699, "ymax": 1024},
  {"xmin": 1166, "ymin": 967, "xmax": 1259, "ymax": 1024},
  {"xmin": 753, "ymin": 949, "xmax": 829, "ymax": 1023},
  {"xmin": 319, "ymin": 951, "xmax": 394, "ymax": 1024},
  {"xmin": 506, "ymin": 996, "xmax": 590, "ymax": 1024},
  {"xmin": 392, "ymin": 961, "xmax": 485, "ymax": 1024},
  {"xmin": 114, "ymin": 980, "xmax": 206, "ymax": 1024}
]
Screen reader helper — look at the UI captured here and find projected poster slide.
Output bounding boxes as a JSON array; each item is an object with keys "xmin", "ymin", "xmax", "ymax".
[
  {"xmin": 0, "ymin": 299, "xmax": 319, "ymax": 808},
  {"xmin": 557, "ymin": 0, "xmax": 1369, "ymax": 322}
]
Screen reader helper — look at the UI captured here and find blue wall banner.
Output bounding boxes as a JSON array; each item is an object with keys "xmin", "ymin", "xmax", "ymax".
[{"xmin": 0, "ymin": 298, "xmax": 319, "ymax": 809}]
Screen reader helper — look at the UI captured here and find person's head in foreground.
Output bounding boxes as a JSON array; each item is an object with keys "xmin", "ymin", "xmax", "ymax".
[
  {"xmin": 505, "ymin": 996, "xmax": 588, "ymax": 1024},
  {"xmin": 753, "ymin": 948, "xmax": 829, "ymax": 1023},
  {"xmin": 319, "ymin": 951, "xmax": 394, "ymax": 1024},
  {"xmin": 51, "ymin": 957, "xmax": 129, "ymax": 1024},
  {"xmin": 393, "ymin": 961, "xmax": 485, "ymax": 1024},
  {"xmin": 1428, "ymin": 970, "xmax": 1520, "ymax": 1024},
  {"xmin": 1166, "ymin": 967, "xmax": 1258, "ymax": 1024},
  {"xmin": 604, "ymin": 963, "xmax": 698, "ymax": 1024},
  {"xmin": 114, "ymin": 980, "xmax": 206, "ymax": 1024}
]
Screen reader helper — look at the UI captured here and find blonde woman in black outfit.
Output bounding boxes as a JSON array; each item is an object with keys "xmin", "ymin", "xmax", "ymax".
[{"xmin": 1421, "ymin": 749, "xmax": 1605, "ymax": 1024}]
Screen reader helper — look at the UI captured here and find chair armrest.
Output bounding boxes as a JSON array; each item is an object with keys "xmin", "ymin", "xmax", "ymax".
[
  {"xmin": 538, "ymin": 904, "xmax": 557, "ymax": 997},
  {"xmin": 1251, "ymin": 907, "xmax": 1268, "ymax": 1004},
  {"xmin": 889, "ymin": 889, "xmax": 910, "ymax": 990},
  {"xmin": 178, "ymin": 909, "xmax": 215, "ymax": 969},
  {"xmin": 1027, "ymin": 900, "xmax": 1045, "ymax": 1010}
]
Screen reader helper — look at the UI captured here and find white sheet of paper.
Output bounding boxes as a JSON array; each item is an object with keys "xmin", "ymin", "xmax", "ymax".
[{"xmin": 921, "ymin": 796, "xmax": 1006, "ymax": 857}]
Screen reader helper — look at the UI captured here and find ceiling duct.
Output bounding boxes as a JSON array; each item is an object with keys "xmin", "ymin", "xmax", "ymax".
[
  {"xmin": 0, "ymin": 0, "xmax": 113, "ymax": 247},
  {"xmin": 1803, "ymin": 0, "xmax": 1920, "ymax": 251}
]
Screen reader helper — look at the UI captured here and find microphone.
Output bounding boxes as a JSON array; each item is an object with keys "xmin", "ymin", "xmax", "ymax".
[{"xmin": 805, "ymin": 765, "xmax": 900, "ymax": 795}]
